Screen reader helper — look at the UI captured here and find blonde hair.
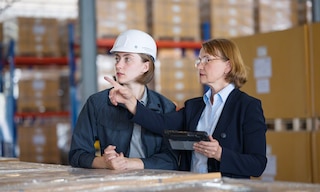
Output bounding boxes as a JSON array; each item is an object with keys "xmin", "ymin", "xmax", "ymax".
[
  {"xmin": 136, "ymin": 53, "xmax": 155, "ymax": 85},
  {"xmin": 202, "ymin": 38, "xmax": 248, "ymax": 88}
]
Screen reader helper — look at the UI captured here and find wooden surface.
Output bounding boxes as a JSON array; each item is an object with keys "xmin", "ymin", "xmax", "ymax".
[{"xmin": 1, "ymin": 159, "xmax": 320, "ymax": 191}]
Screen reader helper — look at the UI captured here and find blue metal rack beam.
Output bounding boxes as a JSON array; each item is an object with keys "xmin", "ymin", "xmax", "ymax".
[
  {"xmin": 3, "ymin": 39, "xmax": 16, "ymax": 157},
  {"xmin": 68, "ymin": 23, "xmax": 78, "ymax": 131}
]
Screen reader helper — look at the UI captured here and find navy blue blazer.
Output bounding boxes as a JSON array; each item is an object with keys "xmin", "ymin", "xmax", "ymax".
[{"xmin": 131, "ymin": 88, "xmax": 267, "ymax": 178}]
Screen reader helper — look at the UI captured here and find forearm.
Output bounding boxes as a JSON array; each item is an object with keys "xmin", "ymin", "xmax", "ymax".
[
  {"xmin": 126, "ymin": 158, "xmax": 144, "ymax": 169},
  {"xmin": 91, "ymin": 156, "xmax": 144, "ymax": 170},
  {"xmin": 91, "ymin": 156, "xmax": 107, "ymax": 169}
]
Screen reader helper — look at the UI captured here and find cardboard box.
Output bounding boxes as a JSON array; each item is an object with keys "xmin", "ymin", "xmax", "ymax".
[
  {"xmin": 266, "ymin": 131, "xmax": 313, "ymax": 183},
  {"xmin": 17, "ymin": 68, "xmax": 69, "ymax": 113},
  {"xmin": 232, "ymin": 25, "xmax": 311, "ymax": 119},
  {"xmin": 96, "ymin": 0, "xmax": 147, "ymax": 38},
  {"xmin": 3, "ymin": 17, "xmax": 61, "ymax": 57},
  {"xmin": 312, "ymin": 131, "xmax": 320, "ymax": 183},
  {"xmin": 210, "ymin": 0, "xmax": 255, "ymax": 38},
  {"xmin": 152, "ymin": 0, "xmax": 200, "ymax": 41},
  {"xmin": 17, "ymin": 118, "xmax": 71, "ymax": 165},
  {"xmin": 155, "ymin": 50, "xmax": 203, "ymax": 107},
  {"xmin": 310, "ymin": 23, "xmax": 320, "ymax": 117},
  {"xmin": 258, "ymin": 0, "xmax": 301, "ymax": 33}
]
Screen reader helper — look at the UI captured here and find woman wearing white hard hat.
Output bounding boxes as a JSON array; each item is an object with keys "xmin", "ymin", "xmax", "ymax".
[{"xmin": 69, "ymin": 29, "xmax": 178, "ymax": 170}]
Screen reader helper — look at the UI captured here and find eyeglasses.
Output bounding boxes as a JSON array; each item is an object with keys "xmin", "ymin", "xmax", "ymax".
[{"xmin": 194, "ymin": 57, "xmax": 221, "ymax": 67}]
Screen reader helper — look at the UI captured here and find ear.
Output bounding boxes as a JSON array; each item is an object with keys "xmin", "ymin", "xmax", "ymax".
[
  {"xmin": 142, "ymin": 61, "xmax": 150, "ymax": 73},
  {"xmin": 224, "ymin": 60, "xmax": 231, "ymax": 74}
]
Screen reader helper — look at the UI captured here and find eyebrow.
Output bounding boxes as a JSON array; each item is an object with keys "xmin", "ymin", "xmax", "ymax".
[
  {"xmin": 115, "ymin": 53, "xmax": 135, "ymax": 57},
  {"xmin": 198, "ymin": 55, "xmax": 212, "ymax": 58}
]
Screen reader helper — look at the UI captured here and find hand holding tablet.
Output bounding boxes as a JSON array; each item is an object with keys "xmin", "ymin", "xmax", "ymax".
[{"xmin": 163, "ymin": 130, "xmax": 209, "ymax": 150}]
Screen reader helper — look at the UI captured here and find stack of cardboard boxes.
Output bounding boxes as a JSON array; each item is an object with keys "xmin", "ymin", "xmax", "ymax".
[
  {"xmin": 3, "ymin": 17, "xmax": 61, "ymax": 57},
  {"xmin": 151, "ymin": 0, "xmax": 200, "ymax": 41},
  {"xmin": 155, "ymin": 49, "xmax": 202, "ymax": 109},
  {"xmin": 17, "ymin": 117, "xmax": 71, "ymax": 164},
  {"xmin": 96, "ymin": 0, "xmax": 147, "ymax": 38},
  {"xmin": 16, "ymin": 68, "xmax": 69, "ymax": 113},
  {"xmin": 210, "ymin": 0, "xmax": 255, "ymax": 38}
]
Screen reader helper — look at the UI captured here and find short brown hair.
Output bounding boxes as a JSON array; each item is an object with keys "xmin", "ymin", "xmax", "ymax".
[
  {"xmin": 136, "ymin": 53, "xmax": 155, "ymax": 85},
  {"xmin": 202, "ymin": 38, "xmax": 248, "ymax": 88}
]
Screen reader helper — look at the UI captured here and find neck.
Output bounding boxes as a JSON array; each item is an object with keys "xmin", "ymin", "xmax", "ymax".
[
  {"xmin": 125, "ymin": 83, "xmax": 145, "ymax": 100},
  {"xmin": 209, "ymin": 82, "xmax": 230, "ymax": 104},
  {"xmin": 209, "ymin": 82, "xmax": 229, "ymax": 95}
]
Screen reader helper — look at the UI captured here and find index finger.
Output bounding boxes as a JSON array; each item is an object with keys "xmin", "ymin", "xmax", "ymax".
[{"xmin": 104, "ymin": 76, "xmax": 121, "ymax": 89}]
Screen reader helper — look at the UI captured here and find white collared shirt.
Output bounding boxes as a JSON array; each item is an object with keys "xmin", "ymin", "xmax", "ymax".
[
  {"xmin": 129, "ymin": 88, "xmax": 147, "ymax": 158},
  {"xmin": 191, "ymin": 83, "xmax": 235, "ymax": 173}
]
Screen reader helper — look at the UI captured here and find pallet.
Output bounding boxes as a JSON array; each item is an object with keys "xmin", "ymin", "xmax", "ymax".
[{"xmin": 265, "ymin": 118, "xmax": 318, "ymax": 131}]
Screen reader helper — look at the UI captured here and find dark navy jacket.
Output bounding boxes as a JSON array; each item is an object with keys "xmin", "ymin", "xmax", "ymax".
[
  {"xmin": 131, "ymin": 88, "xmax": 267, "ymax": 178},
  {"xmin": 69, "ymin": 88, "xmax": 178, "ymax": 170}
]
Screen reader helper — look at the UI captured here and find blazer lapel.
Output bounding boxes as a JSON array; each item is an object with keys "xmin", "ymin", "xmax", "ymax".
[
  {"xmin": 189, "ymin": 99, "xmax": 206, "ymax": 131},
  {"xmin": 213, "ymin": 89, "xmax": 240, "ymax": 139}
]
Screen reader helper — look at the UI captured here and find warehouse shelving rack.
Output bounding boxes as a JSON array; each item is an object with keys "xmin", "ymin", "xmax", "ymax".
[
  {"xmin": 1, "ymin": 23, "xmax": 77, "ymax": 157},
  {"xmin": 97, "ymin": 39, "xmax": 202, "ymax": 49},
  {"xmin": 1, "ymin": 41, "xmax": 72, "ymax": 157},
  {"xmin": 0, "ymin": 39, "xmax": 16, "ymax": 157},
  {"xmin": 12, "ymin": 56, "xmax": 72, "ymax": 120}
]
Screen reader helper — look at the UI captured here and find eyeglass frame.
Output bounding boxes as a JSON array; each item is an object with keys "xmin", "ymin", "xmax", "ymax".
[{"xmin": 194, "ymin": 56, "xmax": 225, "ymax": 68}]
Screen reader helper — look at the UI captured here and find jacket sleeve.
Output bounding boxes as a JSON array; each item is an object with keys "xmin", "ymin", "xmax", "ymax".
[
  {"xmin": 141, "ymin": 135, "xmax": 180, "ymax": 170},
  {"xmin": 131, "ymin": 101, "xmax": 184, "ymax": 135},
  {"xmin": 135, "ymin": 97, "xmax": 180, "ymax": 170},
  {"xmin": 68, "ymin": 97, "xmax": 97, "ymax": 168}
]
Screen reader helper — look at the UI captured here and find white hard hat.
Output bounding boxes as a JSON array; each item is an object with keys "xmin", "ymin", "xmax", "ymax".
[{"xmin": 110, "ymin": 29, "xmax": 157, "ymax": 61}]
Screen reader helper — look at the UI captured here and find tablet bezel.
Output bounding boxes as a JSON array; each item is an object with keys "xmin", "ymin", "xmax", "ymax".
[{"xmin": 163, "ymin": 130, "xmax": 209, "ymax": 150}]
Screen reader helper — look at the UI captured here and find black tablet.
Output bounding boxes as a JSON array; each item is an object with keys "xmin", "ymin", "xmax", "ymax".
[{"xmin": 163, "ymin": 130, "xmax": 209, "ymax": 150}]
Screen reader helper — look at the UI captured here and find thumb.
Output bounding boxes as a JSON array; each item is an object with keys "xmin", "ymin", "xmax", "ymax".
[{"xmin": 208, "ymin": 135, "xmax": 215, "ymax": 142}]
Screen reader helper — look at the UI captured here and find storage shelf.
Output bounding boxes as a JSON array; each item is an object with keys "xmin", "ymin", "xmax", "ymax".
[
  {"xmin": 97, "ymin": 39, "xmax": 202, "ymax": 49},
  {"xmin": 12, "ymin": 39, "xmax": 202, "ymax": 67},
  {"xmin": 14, "ymin": 57, "xmax": 68, "ymax": 66},
  {"xmin": 15, "ymin": 111, "xmax": 70, "ymax": 118},
  {"xmin": 156, "ymin": 40, "xmax": 202, "ymax": 49}
]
